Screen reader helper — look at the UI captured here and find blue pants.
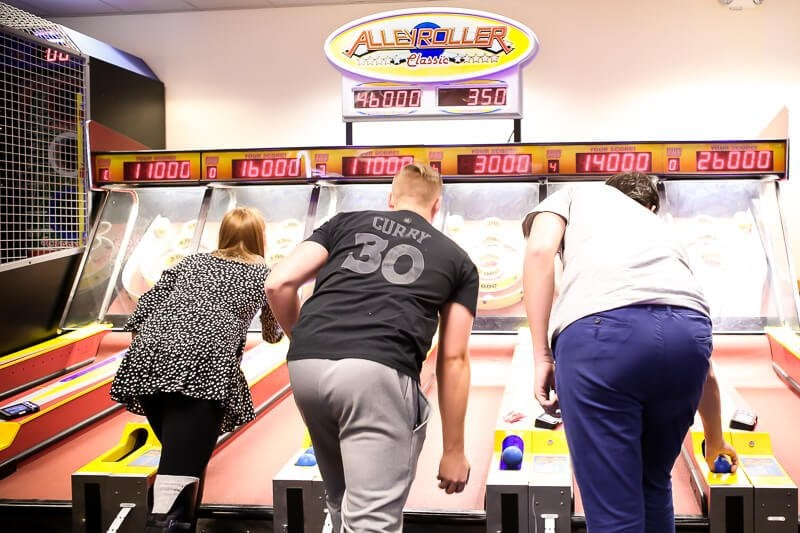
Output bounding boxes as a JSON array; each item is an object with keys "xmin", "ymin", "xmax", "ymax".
[{"xmin": 553, "ymin": 305, "xmax": 712, "ymax": 533}]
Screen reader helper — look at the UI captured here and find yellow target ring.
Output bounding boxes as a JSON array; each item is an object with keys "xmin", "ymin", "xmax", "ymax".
[{"xmin": 474, "ymin": 242, "xmax": 523, "ymax": 310}]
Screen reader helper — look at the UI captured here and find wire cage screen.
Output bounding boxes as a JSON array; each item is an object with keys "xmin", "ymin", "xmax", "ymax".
[{"xmin": 1, "ymin": 2, "xmax": 87, "ymax": 266}]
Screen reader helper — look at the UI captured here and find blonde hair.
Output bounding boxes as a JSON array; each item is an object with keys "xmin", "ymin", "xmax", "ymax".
[
  {"xmin": 216, "ymin": 207, "xmax": 266, "ymax": 262},
  {"xmin": 391, "ymin": 163, "xmax": 442, "ymax": 207}
]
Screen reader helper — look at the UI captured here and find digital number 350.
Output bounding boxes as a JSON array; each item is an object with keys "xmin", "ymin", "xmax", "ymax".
[{"xmin": 341, "ymin": 232, "xmax": 424, "ymax": 285}]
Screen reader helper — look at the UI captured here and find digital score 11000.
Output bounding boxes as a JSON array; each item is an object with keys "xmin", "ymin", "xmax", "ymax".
[{"xmin": 122, "ymin": 161, "xmax": 193, "ymax": 181}]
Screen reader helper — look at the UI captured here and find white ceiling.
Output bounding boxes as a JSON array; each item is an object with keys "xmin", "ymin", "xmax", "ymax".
[{"xmin": 2, "ymin": 0, "xmax": 433, "ymax": 18}]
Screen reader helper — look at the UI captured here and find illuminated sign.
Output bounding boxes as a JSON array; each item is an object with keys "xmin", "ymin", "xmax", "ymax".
[
  {"xmin": 44, "ymin": 48, "xmax": 71, "ymax": 62},
  {"xmin": 92, "ymin": 141, "xmax": 787, "ymax": 185},
  {"xmin": 93, "ymin": 152, "xmax": 202, "ymax": 184},
  {"xmin": 324, "ymin": 8, "xmax": 538, "ymax": 83},
  {"xmin": 200, "ymin": 151, "xmax": 311, "ymax": 181},
  {"xmin": 325, "ymin": 8, "xmax": 538, "ymax": 120}
]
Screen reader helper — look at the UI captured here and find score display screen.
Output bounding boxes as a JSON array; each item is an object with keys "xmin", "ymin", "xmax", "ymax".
[
  {"xmin": 342, "ymin": 156, "xmax": 414, "ymax": 177},
  {"xmin": 354, "ymin": 88, "xmax": 422, "ymax": 109},
  {"xmin": 44, "ymin": 48, "xmax": 71, "ymax": 62},
  {"xmin": 232, "ymin": 158, "xmax": 302, "ymax": 179},
  {"xmin": 123, "ymin": 161, "xmax": 193, "ymax": 181},
  {"xmin": 438, "ymin": 86, "xmax": 508, "ymax": 107},
  {"xmin": 575, "ymin": 152, "xmax": 652, "ymax": 174},
  {"xmin": 96, "ymin": 141, "xmax": 785, "ymax": 183},
  {"xmin": 342, "ymin": 70, "xmax": 522, "ymax": 119},
  {"xmin": 696, "ymin": 150, "xmax": 773, "ymax": 171},
  {"xmin": 457, "ymin": 154, "xmax": 532, "ymax": 175}
]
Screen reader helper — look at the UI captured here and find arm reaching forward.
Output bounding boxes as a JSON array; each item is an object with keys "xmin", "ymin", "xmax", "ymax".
[
  {"xmin": 264, "ymin": 241, "xmax": 328, "ymax": 338},
  {"xmin": 435, "ymin": 301, "xmax": 474, "ymax": 494},
  {"xmin": 698, "ymin": 365, "xmax": 739, "ymax": 472},
  {"xmin": 522, "ymin": 211, "xmax": 566, "ymax": 416}
]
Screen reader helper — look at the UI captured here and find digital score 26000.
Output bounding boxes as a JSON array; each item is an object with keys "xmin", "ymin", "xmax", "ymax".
[{"xmin": 91, "ymin": 141, "xmax": 786, "ymax": 184}]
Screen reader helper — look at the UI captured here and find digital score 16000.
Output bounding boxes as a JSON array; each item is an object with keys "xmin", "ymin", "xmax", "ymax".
[{"xmin": 91, "ymin": 141, "xmax": 786, "ymax": 185}]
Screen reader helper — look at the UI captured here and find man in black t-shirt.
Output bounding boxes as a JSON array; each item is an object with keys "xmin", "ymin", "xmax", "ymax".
[{"xmin": 266, "ymin": 164, "xmax": 478, "ymax": 533}]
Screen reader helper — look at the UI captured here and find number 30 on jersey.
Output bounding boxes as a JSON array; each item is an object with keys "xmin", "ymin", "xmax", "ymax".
[{"xmin": 341, "ymin": 232, "xmax": 424, "ymax": 285}]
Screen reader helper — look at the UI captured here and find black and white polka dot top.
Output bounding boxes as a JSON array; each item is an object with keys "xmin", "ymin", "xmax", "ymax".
[{"xmin": 110, "ymin": 252, "xmax": 283, "ymax": 433}]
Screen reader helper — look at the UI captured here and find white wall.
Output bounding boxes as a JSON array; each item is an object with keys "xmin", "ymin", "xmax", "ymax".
[{"xmin": 56, "ymin": 0, "xmax": 800, "ymax": 275}]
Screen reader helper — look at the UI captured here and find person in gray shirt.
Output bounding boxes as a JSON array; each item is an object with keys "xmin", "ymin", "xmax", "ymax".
[{"xmin": 522, "ymin": 172, "xmax": 738, "ymax": 533}]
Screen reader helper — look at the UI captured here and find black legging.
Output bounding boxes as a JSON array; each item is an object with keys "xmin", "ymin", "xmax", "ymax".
[{"xmin": 138, "ymin": 393, "xmax": 223, "ymax": 478}]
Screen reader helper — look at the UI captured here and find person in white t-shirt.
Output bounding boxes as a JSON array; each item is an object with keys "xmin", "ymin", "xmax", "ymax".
[{"xmin": 522, "ymin": 172, "xmax": 738, "ymax": 533}]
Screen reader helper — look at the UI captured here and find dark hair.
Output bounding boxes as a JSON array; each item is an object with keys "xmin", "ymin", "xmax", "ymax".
[
  {"xmin": 521, "ymin": 212, "xmax": 536, "ymax": 238},
  {"xmin": 604, "ymin": 172, "xmax": 659, "ymax": 213}
]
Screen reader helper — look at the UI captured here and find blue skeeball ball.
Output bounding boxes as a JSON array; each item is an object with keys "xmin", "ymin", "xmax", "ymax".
[
  {"xmin": 501, "ymin": 445, "xmax": 524, "ymax": 470},
  {"xmin": 713, "ymin": 455, "xmax": 732, "ymax": 474},
  {"xmin": 295, "ymin": 453, "xmax": 317, "ymax": 467},
  {"xmin": 305, "ymin": 447, "xmax": 315, "ymax": 456}
]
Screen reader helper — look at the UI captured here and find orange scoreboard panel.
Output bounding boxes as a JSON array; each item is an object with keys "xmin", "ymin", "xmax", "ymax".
[
  {"xmin": 92, "ymin": 152, "xmax": 203, "ymax": 184},
  {"xmin": 277, "ymin": 140, "xmax": 785, "ymax": 179},
  {"xmin": 201, "ymin": 150, "xmax": 310, "ymax": 181},
  {"xmin": 199, "ymin": 147, "xmax": 424, "ymax": 181},
  {"xmin": 93, "ymin": 140, "xmax": 787, "ymax": 185},
  {"xmin": 427, "ymin": 140, "xmax": 786, "ymax": 177}
]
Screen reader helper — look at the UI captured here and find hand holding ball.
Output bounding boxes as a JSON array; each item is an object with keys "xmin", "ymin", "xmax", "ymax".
[{"xmin": 713, "ymin": 455, "xmax": 732, "ymax": 474}]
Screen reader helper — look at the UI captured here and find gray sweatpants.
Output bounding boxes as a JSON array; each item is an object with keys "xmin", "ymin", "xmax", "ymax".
[{"xmin": 288, "ymin": 358, "xmax": 431, "ymax": 533}]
